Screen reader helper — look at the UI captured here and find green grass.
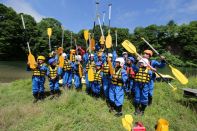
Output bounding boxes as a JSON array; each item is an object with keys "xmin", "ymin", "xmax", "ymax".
[{"xmin": 0, "ymin": 78, "xmax": 197, "ymax": 131}]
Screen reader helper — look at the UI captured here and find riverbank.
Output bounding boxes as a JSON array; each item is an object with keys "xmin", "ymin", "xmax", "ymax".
[
  {"xmin": 0, "ymin": 61, "xmax": 197, "ymax": 83},
  {"xmin": 0, "ymin": 77, "xmax": 196, "ymax": 130}
]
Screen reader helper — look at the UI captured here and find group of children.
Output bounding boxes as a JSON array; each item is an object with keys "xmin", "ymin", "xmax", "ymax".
[{"xmin": 27, "ymin": 45, "xmax": 165, "ymax": 117}]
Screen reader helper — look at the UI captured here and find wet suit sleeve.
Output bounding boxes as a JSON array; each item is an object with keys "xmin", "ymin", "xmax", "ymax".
[
  {"xmin": 151, "ymin": 60, "xmax": 166, "ymax": 68},
  {"xmin": 121, "ymin": 69, "xmax": 128, "ymax": 83}
]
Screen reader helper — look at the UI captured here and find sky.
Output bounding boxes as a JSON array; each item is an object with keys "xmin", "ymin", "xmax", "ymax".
[{"xmin": 1, "ymin": 0, "xmax": 197, "ymax": 33}]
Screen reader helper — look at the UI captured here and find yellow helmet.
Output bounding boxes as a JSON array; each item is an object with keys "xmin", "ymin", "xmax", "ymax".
[{"xmin": 37, "ymin": 55, "xmax": 45, "ymax": 61}]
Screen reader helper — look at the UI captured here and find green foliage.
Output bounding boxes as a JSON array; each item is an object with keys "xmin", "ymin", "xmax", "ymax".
[
  {"xmin": 0, "ymin": 3, "xmax": 197, "ymax": 65},
  {"xmin": 161, "ymin": 51, "xmax": 185, "ymax": 66},
  {"xmin": 0, "ymin": 78, "xmax": 197, "ymax": 130}
]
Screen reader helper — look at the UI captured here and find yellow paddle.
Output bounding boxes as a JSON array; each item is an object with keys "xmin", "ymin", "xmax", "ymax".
[
  {"xmin": 90, "ymin": 38, "xmax": 95, "ymax": 51},
  {"xmin": 122, "ymin": 40, "xmax": 177, "ymax": 91},
  {"xmin": 84, "ymin": 30, "xmax": 94, "ymax": 81},
  {"xmin": 88, "ymin": 33, "xmax": 95, "ymax": 81},
  {"xmin": 98, "ymin": 15, "xmax": 105, "ymax": 45},
  {"xmin": 106, "ymin": 31, "xmax": 112, "ymax": 48},
  {"xmin": 84, "ymin": 30, "xmax": 89, "ymax": 50},
  {"xmin": 106, "ymin": 4, "xmax": 112, "ymax": 49},
  {"xmin": 21, "ymin": 14, "xmax": 36, "ymax": 69},
  {"xmin": 59, "ymin": 55, "xmax": 64, "ymax": 68},
  {"xmin": 141, "ymin": 37, "xmax": 188, "ymax": 85},
  {"xmin": 79, "ymin": 63, "xmax": 83, "ymax": 78},
  {"xmin": 108, "ymin": 57, "xmax": 114, "ymax": 75},
  {"xmin": 122, "ymin": 115, "xmax": 133, "ymax": 131},
  {"xmin": 122, "ymin": 118, "xmax": 131, "ymax": 131},
  {"xmin": 47, "ymin": 28, "xmax": 52, "ymax": 52}
]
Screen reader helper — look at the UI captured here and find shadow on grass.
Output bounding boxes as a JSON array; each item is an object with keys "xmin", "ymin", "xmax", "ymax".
[{"xmin": 177, "ymin": 98, "xmax": 197, "ymax": 113}]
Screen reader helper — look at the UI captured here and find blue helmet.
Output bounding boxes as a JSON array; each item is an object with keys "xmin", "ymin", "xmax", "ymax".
[
  {"xmin": 48, "ymin": 58, "xmax": 56, "ymax": 65},
  {"xmin": 96, "ymin": 62, "xmax": 102, "ymax": 66},
  {"xmin": 128, "ymin": 57, "xmax": 135, "ymax": 63}
]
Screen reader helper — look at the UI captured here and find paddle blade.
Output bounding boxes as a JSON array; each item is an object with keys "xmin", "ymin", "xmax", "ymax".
[
  {"xmin": 70, "ymin": 53, "xmax": 73, "ymax": 61},
  {"xmin": 47, "ymin": 28, "xmax": 52, "ymax": 37},
  {"xmin": 122, "ymin": 40, "xmax": 136, "ymax": 54},
  {"xmin": 99, "ymin": 36, "xmax": 105, "ymax": 44},
  {"xmin": 108, "ymin": 59, "xmax": 114, "ymax": 75},
  {"xmin": 88, "ymin": 66, "xmax": 94, "ymax": 81},
  {"xmin": 84, "ymin": 30, "xmax": 89, "ymax": 41},
  {"xmin": 124, "ymin": 115, "xmax": 133, "ymax": 125},
  {"xmin": 106, "ymin": 33, "xmax": 112, "ymax": 48},
  {"xmin": 79, "ymin": 64, "xmax": 83, "ymax": 78},
  {"xmin": 122, "ymin": 118, "xmax": 132, "ymax": 131},
  {"xmin": 28, "ymin": 53, "xmax": 36, "ymax": 69},
  {"xmin": 169, "ymin": 65, "xmax": 188, "ymax": 85},
  {"xmin": 59, "ymin": 55, "xmax": 64, "ymax": 68},
  {"xmin": 90, "ymin": 38, "xmax": 95, "ymax": 51}
]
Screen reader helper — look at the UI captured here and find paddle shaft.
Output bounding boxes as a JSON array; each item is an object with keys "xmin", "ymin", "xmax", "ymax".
[
  {"xmin": 97, "ymin": 15, "xmax": 104, "ymax": 38},
  {"xmin": 141, "ymin": 38, "xmax": 169, "ymax": 64},
  {"xmin": 102, "ymin": 11, "xmax": 105, "ymax": 27},
  {"xmin": 74, "ymin": 39, "xmax": 78, "ymax": 55},
  {"xmin": 48, "ymin": 36, "xmax": 51, "ymax": 52},
  {"xmin": 21, "ymin": 14, "xmax": 31, "ymax": 53},
  {"xmin": 61, "ymin": 26, "xmax": 64, "ymax": 48},
  {"xmin": 108, "ymin": 4, "xmax": 112, "ymax": 33},
  {"xmin": 115, "ymin": 30, "xmax": 117, "ymax": 47},
  {"xmin": 93, "ymin": 1, "xmax": 99, "ymax": 35},
  {"xmin": 71, "ymin": 32, "xmax": 73, "ymax": 48}
]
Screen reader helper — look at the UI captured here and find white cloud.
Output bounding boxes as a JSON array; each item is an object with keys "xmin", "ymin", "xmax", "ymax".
[
  {"xmin": 2, "ymin": 0, "xmax": 44, "ymax": 22},
  {"xmin": 144, "ymin": 0, "xmax": 197, "ymax": 23}
]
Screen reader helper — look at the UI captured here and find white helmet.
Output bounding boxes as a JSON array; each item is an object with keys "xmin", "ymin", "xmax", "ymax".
[
  {"xmin": 89, "ymin": 54, "xmax": 94, "ymax": 57},
  {"xmin": 138, "ymin": 58, "xmax": 149, "ymax": 67},
  {"xmin": 122, "ymin": 52, "xmax": 128, "ymax": 55},
  {"xmin": 108, "ymin": 53, "xmax": 113, "ymax": 57},
  {"xmin": 76, "ymin": 55, "xmax": 82, "ymax": 61},
  {"xmin": 115, "ymin": 57, "xmax": 125, "ymax": 67},
  {"xmin": 62, "ymin": 53, "xmax": 67, "ymax": 59}
]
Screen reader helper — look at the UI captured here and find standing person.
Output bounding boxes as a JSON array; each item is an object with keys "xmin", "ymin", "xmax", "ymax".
[
  {"xmin": 84, "ymin": 53, "xmax": 95, "ymax": 95},
  {"xmin": 134, "ymin": 58, "xmax": 152, "ymax": 115},
  {"xmin": 109, "ymin": 58, "xmax": 128, "ymax": 117},
  {"xmin": 124, "ymin": 57, "xmax": 137, "ymax": 98},
  {"xmin": 143, "ymin": 50, "xmax": 165, "ymax": 105},
  {"xmin": 73, "ymin": 55, "xmax": 83, "ymax": 91},
  {"xmin": 62, "ymin": 51, "xmax": 73, "ymax": 89},
  {"xmin": 47, "ymin": 58, "xmax": 61, "ymax": 99},
  {"xmin": 27, "ymin": 56, "xmax": 48, "ymax": 103},
  {"xmin": 92, "ymin": 62, "xmax": 103, "ymax": 98},
  {"xmin": 122, "ymin": 52, "xmax": 128, "ymax": 62},
  {"xmin": 102, "ymin": 53, "xmax": 113, "ymax": 102}
]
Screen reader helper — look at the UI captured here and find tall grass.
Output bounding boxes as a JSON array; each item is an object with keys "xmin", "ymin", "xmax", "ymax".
[{"xmin": 0, "ymin": 78, "xmax": 196, "ymax": 131}]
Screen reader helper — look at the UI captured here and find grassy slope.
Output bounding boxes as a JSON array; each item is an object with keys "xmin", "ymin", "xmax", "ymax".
[{"xmin": 0, "ymin": 78, "xmax": 197, "ymax": 131}]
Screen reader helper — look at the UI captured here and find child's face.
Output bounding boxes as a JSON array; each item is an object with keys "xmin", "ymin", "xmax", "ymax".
[
  {"xmin": 138, "ymin": 62, "xmax": 144, "ymax": 67},
  {"xmin": 115, "ymin": 61, "xmax": 120, "ymax": 67},
  {"xmin": 52, "ymin": 62, "xmax": 56, "ymax": 66},
  {"xmin": 107, "ymin": 57, "xmax": 112, "ymax": 61},
  {"xmin": 38, "ymin": 60, "xmax": 44, "ymax": 64},
  {"xmin": 90, "ymin": 56, "xmax": 94, "ymax": 61},
  {"xmin": 127, "ymin": 60, "xmax": 131, "ymax": 64},
  {"xmin": 96, "ymin": 66, "xmax": 101, "ymax": 70},
  {"xmin": 143, "ymin": 53, "xmax": 150, "ymax": 59}
]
